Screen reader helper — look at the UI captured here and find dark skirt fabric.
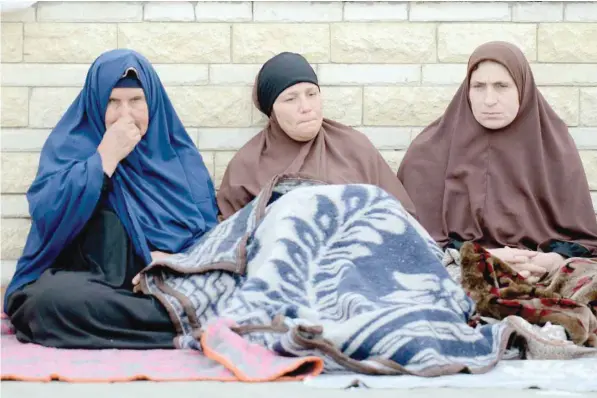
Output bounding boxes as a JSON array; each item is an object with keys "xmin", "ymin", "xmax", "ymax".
[{"xmin": 6, "ymin": 208, "xmax": 176, "ymax": 349}]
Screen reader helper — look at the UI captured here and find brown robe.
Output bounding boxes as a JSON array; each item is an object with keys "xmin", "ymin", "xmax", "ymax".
[{"xmin": 397, "ymin": 41, "xmax": 597, "ymax": 254}]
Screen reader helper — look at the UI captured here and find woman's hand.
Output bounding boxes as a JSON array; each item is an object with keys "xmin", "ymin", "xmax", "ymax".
[
  {"xmin": 486, "ymin": 247, "xmax": 537, "ymax": 264},
  {"xmin": 150, "ymin": 251, "xmax": 171, "ymax": 262},
  {"xmin": 132, "ymin": 273, "xmax": 141, "ymax": 288},
  {"xmin": 526, "ymin": 252, "xmax": 565, "ymax": 273},
  {"xmin": 486, "ymin": 247, "xmax": 546, "ymax": 278},
  {"xmin": 486, "ymin": 247, "xmax": 565, "ymax": 277},
  {"xmin": 132, "ymin": 251, "xmax": 172, "ymax": 289}
]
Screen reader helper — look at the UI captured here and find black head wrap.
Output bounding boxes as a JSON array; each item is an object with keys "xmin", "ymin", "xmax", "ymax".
[{"xmin": 256, "ymin": 52, "xmax": 319, "ymax": 117}]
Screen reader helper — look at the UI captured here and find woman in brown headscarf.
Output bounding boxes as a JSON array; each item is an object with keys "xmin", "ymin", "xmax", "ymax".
[
  {"xmin": 398, "ymin": 41, "xmax": 597, "ymax": 276},
  {"xmin": 217, "ymin": 52, "xmax": 415, "ymax": 220}
]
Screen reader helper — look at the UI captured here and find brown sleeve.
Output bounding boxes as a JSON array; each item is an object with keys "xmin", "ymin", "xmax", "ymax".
[{"xmin": 216, "ymin": 164, "xmax": 255, "ymax": 221}]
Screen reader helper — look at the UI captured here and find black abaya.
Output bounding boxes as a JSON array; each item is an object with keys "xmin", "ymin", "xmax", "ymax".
[{"xmin": 6, "ymin": 177, "xmax": 176, "ymax": 349}]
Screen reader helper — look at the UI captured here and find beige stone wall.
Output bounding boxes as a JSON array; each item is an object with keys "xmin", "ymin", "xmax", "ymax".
[{"xmin": 1, "ymin": 1, "xmax": 597, "ymax": 283}]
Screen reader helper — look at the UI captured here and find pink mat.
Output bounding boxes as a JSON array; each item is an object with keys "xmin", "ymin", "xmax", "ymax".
[{"xmin": 1, "ymin": 317, "xmax": 323, "ymax": 382}]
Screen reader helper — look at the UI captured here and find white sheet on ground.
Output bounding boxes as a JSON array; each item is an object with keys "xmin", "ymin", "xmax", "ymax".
[{"xmin": 304, "ymin": 358, "xmax": 597, "ymax": 392}]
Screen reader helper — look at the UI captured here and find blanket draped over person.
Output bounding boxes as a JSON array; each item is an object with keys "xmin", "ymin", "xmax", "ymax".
[{"xmin": 138, "ymin": 175, "xmax": 517, "ymax": 376}]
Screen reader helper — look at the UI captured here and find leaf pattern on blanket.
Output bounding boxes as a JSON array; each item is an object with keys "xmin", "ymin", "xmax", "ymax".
[{"xmin": 143, "ymin": 179, "xmax": 514, "ymax": 376}]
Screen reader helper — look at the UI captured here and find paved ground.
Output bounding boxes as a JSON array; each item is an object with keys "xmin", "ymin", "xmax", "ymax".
[{"xmin": 2, "ymin": 382, "xmax": 597, "ymax": 398}]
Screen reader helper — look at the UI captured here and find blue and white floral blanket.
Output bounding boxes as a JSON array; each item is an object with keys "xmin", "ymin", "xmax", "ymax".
[{"xmin": 140, "ymin": 175, "xmax": 513, "ymax": 376}]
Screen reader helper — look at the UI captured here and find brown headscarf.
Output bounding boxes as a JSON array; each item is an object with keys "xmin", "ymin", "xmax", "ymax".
[
  {"xmin": 397, "ymin": 41, "xmax": 597, "ymax": 254},
  {"xmin": 217, "ymin": 59, "xmax": 416, "ymax": 220}
]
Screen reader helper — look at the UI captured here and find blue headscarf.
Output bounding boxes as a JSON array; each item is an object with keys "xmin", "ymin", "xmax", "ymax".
[{"xmin": 4, "ymin": 49, "xmax": 218, "ymax": 308}]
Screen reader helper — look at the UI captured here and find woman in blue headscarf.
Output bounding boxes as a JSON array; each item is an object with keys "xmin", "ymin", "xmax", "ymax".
[{"xmin": 3, "ymin": 49, "xmax": 218, "ymax": 349}]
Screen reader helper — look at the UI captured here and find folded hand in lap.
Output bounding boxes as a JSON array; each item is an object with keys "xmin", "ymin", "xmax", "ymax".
[
  {"xmin": 486, "ymin": 247, "xmax": 565, "ymax": 278},
  {"xmin": 525, "ymin": 252, "xmax": 565, "ymax": 273},
  {"xmin": 150, "ymin": 251, "xmax": 171, "ymax": 262},
  {"xmin": 132, "ymin": 251, "xmax": 171, "ymax": 287},
  {"xmin": 486, "ymin": 247, "xmax": 544, "ymax": 278}
]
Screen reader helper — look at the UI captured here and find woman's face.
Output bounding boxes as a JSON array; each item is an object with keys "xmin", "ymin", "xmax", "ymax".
[
  {"xmin": 272, "ymin": 82, "xmax": 323, "ymax": 142},
  {"xmin": 469, "ymin": 61, "xmax": 520, "ymax": 130},
  {"xmin": 105, "ymin": 87, "xmax": 149, "ymax": 135}
]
